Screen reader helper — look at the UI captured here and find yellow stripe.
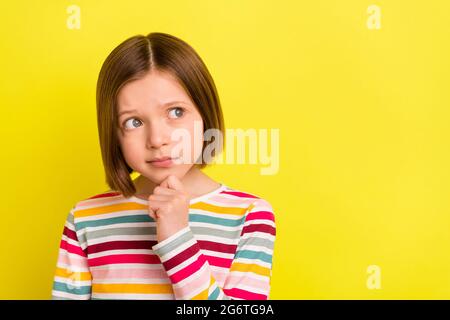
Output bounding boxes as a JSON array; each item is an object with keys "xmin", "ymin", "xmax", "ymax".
[
  {"xmin": 74, "ymin": 202, "xmax": 248, "ymax": 218},
  {"xmin": 229, "ymin": 262, "xmax": 271, "ymax": 277},
  {"xmin": 75, "ymin": 201, "xmax": 250, "ymax": 218},
  {"xmin": 75, "ymin": 202, "xmax": 147, "ymax": 218},
  {"xmin": 55, "ymin": 267, "xmax": 92, "ymax": 281},
  {"xmin": 247, "ymin": 203, "xmax": 256, "ymax": 212},
  {"xmin": 191, "ymin": 275, "xmax": 214, "ymax": 300},
  {"xmin": 92, "ymin": 283, "xmax": 174, "ymax": 294},
  {"xmin": 192, "ymin": 287, "xmax": 209, "ymax": 300},
  {"xmin": 190, "ymin": 202, "xmax": 248, "ymax": 216}
]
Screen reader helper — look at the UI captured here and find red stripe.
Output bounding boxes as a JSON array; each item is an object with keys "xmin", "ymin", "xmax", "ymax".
[
  {"xmin": 246, "ymin": 211, "xmax": 275, "ymax": 222},
  {"xmin": 63, "ymin": 226, "xmax": 78, "ymax": 242},
  {"xmin": 87, "ymin": 240, "xmax": 157, "ymax": 254},
  {"xmin": 198, "ymin": 240, "xmax": 237, "ymax": 254},
  {"xmin": 204, "ymin": 255, "xmax": 233, "ymax": 268},
  {"xmin": 169, "ymin": 254, "xmax": 207, "ymax": 284},
  {"xmin": 162, "ymin": 243, "xmax": 199, "ymax": 271},
  {"xmin": 86, "ymin": 192, "xmax": 121, "ymax": 200},
  {"xmin": 60, "ymin": 239, "xmax": 87, "ymax": 257},
  {"xmin": 223, "ymin": 287, "xmax": 267, "ymax": 300},
  {"xmin": 88, "ymin": 254, "xmax": 161, "ymax": 267},
  {"xmin": 221, "ymin": 191, "xmax": 259, "ymax": 199},
  {"xmin": 242, "ymin": 224, "xmax": 276, "ymax": 236}
]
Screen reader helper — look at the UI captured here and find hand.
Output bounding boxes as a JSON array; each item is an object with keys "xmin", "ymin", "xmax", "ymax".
[{"xmin": 147, "ymin": 175, "xmax": 190, "ymax": 243}]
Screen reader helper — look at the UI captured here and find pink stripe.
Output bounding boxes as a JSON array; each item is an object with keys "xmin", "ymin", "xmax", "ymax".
[
  {"xmin": 91, "ymin": 267, "xmax": 167, "ymax": 280},
  {"xmin": 173, "ymin": 266, "xmax": 210, "ymax": 298},
  {"xmin": 170, "ymin": 254, "xmax": 207, "ymax": 283},
  {"xmin": 223, "ymin": 287, "xmax": 267, "ymax": 300},
  {"xmin": 208, "ymin": 195, "xmax": 256, "ymax": 206},
  {"xmin": 225, "ymin": 274, "xmax": 270, "ymax": 291},
  {"xmin": 89, "ymin": 254, "xmax": 161, "ymax": 267},
  {"xmin": 57, "ymin": 252, "xmax": 89, "ymax": 269},
  {"xmin": 60, "ymin": 240, "xmax": 86, "ymax": 257},
  {"xmin": 210, "ymin": 269, "xmax": 227, "ymax": 285},
  {"xmin": 246, "ymin": 211, "xmax": 274, "ymax": 222},
  {"xmin": 76, "ymin": 195, "xmax": 123, "ymax": 208}
]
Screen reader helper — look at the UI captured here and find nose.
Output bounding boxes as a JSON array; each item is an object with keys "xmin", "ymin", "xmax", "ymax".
[{"xmin": 145, "ymin": 119, "xmax": 171, "ymax": 149}]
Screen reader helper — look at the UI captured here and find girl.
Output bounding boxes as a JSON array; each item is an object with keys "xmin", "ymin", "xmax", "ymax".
[{"xmin": 51, "ymin": 32, "xmax": 276, "ymax": 300}]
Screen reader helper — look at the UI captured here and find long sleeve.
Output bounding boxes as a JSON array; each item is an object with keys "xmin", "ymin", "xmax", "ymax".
[
  {"xmin": 51, "ymin": 208, "xmax": 92, "ymax": 299},
  {"xmin": 151, "ymin": 198, "xmax": 276, "ymax": 300}
]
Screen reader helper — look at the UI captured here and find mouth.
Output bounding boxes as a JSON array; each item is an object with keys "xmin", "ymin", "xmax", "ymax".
[
  {"xmin": 147, "ymin": 156, "xmax": 181, "ymax": 168},
  {"xmin": 149, "ymin": 156, "xmax": 173, "ymax": 163}
]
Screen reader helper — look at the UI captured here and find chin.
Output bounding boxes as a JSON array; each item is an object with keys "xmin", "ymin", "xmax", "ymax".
[{"xmin": 141, "ymin": 168, "xmax": 181, "ymax": 183}]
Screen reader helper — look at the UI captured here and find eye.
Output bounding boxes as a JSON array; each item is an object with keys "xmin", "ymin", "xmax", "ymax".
[
  {"xmin": 123, "ymin": 118, "xmax": 142, "ymax": 129},
  {"xmin": 168, "ymin": 107, "xmax": 185, "ymax": 119}
]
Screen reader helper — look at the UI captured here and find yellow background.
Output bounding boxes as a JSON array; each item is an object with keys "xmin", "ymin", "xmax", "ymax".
[{"xmin": 0, "ymin": 0, "xmax": 449, "ymax": 299}]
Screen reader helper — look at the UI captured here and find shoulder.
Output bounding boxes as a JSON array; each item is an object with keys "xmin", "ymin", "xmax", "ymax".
[
  {"xmin": 75, "ymin": 189, "xmax": 123, "ymax": 207},
  {"xmin": 219, "ymin": 185, "xmax": 275, "ymax": 216},
  {"xmin": 70, "ymin": 189, "xmax": 136, "ymax": 217},
  {"xmin": 83, "ymin": 190, "xmax": 123, "ymax": 201},
  {"xmin": 220, "ymin": 186, "xmax": 276, "ymax": 238}
]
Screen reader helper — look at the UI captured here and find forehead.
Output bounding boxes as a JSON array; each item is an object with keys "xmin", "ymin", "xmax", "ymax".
[{"xmin": 117, "ymin": 69, "xmax": 192, "ymax": 110}]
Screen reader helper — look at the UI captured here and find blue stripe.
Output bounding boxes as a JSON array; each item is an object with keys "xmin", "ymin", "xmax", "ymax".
[
  {"xmin": 234, "ymin": 250, "xmax": 273, "ymax": 264},
  {"xmin": 189, "ymin": 213, "xmax": 245, "ymax": 227},
  {"xmin": 53, "ymin": 281, "xmax": 91, "ymax": 295},
  {"xmin": 77, "ymin": 214, "xmax": 152, "ymax": 229},
  {"xmin": 77, "ymin": 212, "xmax": 244, "ymax": 229},
  {"xmin": 209, "ymin": 286, "xmax": 220, "ymax": 300}
]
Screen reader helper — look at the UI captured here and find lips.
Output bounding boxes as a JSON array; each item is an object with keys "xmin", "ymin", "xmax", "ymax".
[
  {"xmin": 147, "ymin": 156, "xmax": 180, "ymax": 168},
  {"xmin": 149, "ymin": 156, "xmax": 173, "ymax": 163}
]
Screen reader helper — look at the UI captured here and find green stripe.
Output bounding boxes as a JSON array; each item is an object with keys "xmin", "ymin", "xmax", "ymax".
[
  {"xmin": 88, "ymin": 226, "xmax": 156, "ymax": 239},
  {"xmin": 190, "ymin": 226, "xmax": 241, "ymax": 240},
  {"xmin": 81, "ymin": 225, "xmax": 244, "ymax": 242},
  {"xmin": 153, "ymin": 228, "xmax": 195, "ymax": 256},
  {"xmin": 238, "ymin": 237, "xmax": 274, "ymax": 250}
]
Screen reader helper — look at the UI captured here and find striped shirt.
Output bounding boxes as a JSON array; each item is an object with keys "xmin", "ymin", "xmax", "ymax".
[{"xmin": 51, "ymin": 183, "xmax": 276, "ymax": 300}]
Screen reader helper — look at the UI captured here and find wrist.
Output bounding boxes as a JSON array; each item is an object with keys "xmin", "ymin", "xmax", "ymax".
[{"xmin": 157, "ymin": 224, "xmax": 189, "ymax": 243}]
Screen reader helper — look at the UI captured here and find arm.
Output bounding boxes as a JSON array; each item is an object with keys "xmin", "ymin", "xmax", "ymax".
[
  {"xmin": 152, "ymin": 198, "xmax": 276, "ymax": 300},
  {"xmin": 51, "ymin": 208, "xmax": 92, "ymax": 300}
]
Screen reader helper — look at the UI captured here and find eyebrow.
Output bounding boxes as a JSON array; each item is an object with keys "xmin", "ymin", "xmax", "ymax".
[{"xmin": 118, "ymin": 101, "xmax": 190, "ymax": 117}]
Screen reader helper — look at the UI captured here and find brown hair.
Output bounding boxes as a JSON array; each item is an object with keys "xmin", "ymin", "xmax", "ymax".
[{"xmin": 96, "ymin": 32, "xmax": 225, "ymax": 198}]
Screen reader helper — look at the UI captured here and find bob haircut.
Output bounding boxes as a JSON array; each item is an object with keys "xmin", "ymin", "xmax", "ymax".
[{"xmin": 96, "ymin": 32, "xmax": 225, "ymax": 198}]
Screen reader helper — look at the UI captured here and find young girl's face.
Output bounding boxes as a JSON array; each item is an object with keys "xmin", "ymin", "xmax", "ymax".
[{"xmin": 116, "ymin": 69, "xmax": 204, "ymax": 184}]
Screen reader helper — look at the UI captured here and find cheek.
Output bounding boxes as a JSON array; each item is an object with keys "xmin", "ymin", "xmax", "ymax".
[
  {"xmin": 119, "ymin": 135, "xmax": 143, "ymax": 161},
  {"xmin": 174, "ymin": 118, "xmax": 203, "ymax": 163},
  {"xmin": 187, "ymin": 118, "xmax": 204, "ymax": 156}
]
